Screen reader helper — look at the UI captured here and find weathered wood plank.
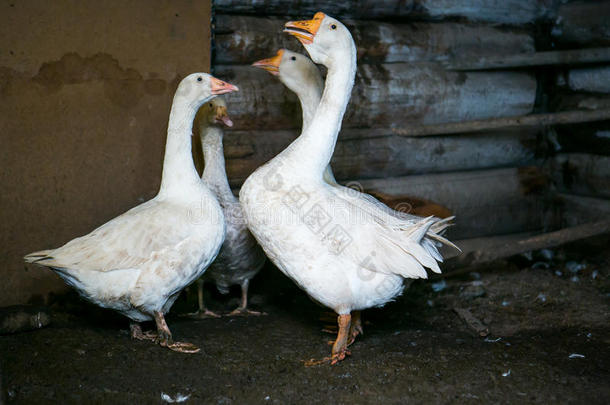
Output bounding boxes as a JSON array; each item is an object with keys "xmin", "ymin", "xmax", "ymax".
[
  {"xmin": 440, "ymin": 232, "xmax": 536, "ymax": 261},
  {"xmin": 332, "ymin": 131, "xmax": 539, "ymax": 180},
  {"xmin": 223, "ymin": 129, "xmax": 540, "ymax": 185},
  {"xmin": 559, "ymin": 66, "xmax": 610, "ymax": 94},
  {"xmin": 218, "ymin": 64, "xmax": 536, "ymax": 130},
  {"xmin": 445, "ymin": 48, "xmax": 610, "ymax": 71},
  {"xmin": 554, "ymin": 94, "xmax": 610, "ymax": 112},
  {"xmin": 557, "ymin": 193, "xmax": 610, "ymax": 228},
  {"xmin": 393, "ymin": 108, "xmax": 610, "ymax": 137},
  {"xmin": 354, "ymin": 167, "xmax": 552, "ymax": 238},
  {"xmin": 215, "ymin": 15, "xmax": 534, "ymax": 65},
  {"xmin": 214, "ymin": 0, "xmax": 555, "ymax": 24},
  {"xmin": 552, "ymin": 0, "xmax": 610, "ymax": 47},
  {"xmin": 443, "ymin": 219, "xmax": 610, "ymax": 272},
  {"xmin": 550, "ymin": 153, "xmax": 610, "ymax": 199}
]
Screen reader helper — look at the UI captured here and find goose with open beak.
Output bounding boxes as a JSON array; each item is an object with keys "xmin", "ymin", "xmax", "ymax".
[{"xmin": 241, "ymin": 12, "xmax": 457, "ymax": 364}]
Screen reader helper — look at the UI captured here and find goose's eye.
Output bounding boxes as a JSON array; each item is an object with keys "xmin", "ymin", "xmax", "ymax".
[
  {"xmin": 330, "ymin": 24, "xmax": 337, "ymax": 30},
  {"xmin": 209, "ymin": 103, "xmax": 213, "ymax": 107},
  {"xmin": 197, "ymin": 77, "xmax": 202, "ymax": 82},
  {"xmin": 291, "ymin": 56, "xmax": 296, "ymax": 61}
]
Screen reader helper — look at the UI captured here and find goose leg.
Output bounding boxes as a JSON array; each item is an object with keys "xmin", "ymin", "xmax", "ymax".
[
  {"xmin": 331, "ymin": 314, "xmax": 352, "ymax": 364},
  {"xmin": 325, "ymin": 311, "xmax": 362, "ymax": 346},
  {"xmin": 227, "ymin": 279, "xmax": 265, "ymax": 316},
  {"xmin": 347, "ymin": 310, "xmax": 363, "ymax": 346},
  {"xmin": 185, "ymin": 279, "xmax": 221, "ymax": 318},
  {"xmin": 129, "ymin": 322, "xmax": 156, "ymax": 341},
  {"xmin": 306, "ymin": 313, "xmax": 352, "ymax": 366},
  {"xmin": 153, "ymin": 311, "xmax": 200, "ymax": 354}
]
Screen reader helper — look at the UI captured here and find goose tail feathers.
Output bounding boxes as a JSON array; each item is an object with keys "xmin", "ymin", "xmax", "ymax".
[{"xmin": 24, "ymin": 250, "xmax": 54, "ymax": 264}]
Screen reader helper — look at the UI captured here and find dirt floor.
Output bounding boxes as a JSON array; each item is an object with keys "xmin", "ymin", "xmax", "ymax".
[{"xmin": 1, "ymin": 238, "xmax": 609, "ymax": 404}]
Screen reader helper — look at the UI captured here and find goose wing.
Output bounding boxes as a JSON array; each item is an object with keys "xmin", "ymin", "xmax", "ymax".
[{"xmin": 25, "ymin": 200, "xmax": 199, "ymax": 273}]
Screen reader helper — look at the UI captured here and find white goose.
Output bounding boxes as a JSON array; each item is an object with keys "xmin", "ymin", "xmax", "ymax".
[
  {"xmin": 192, "ymin": 97, "xmax": 266, "ymax": 317},
  {"xmin": 240, "ymin": 13, "xmax": 457, "ymax": 364},
  {"xmin": 252, "ymin": 48, "xmax": 442, "ymax": 226},
  {"xmin": 252, "ymin": 48, "xmax": 337, "ymax": 186},
  {"xmin": 25, "ymin": 73, "xmax": 238, "ymax": 353},
  {"xmin": 252, "ymin": 48, "xmax": 454, "ymax": 342}
]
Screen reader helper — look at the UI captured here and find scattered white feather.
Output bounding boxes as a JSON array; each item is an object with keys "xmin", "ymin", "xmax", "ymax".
[
  {"xmin": 431, "ymin": 280, "xmax": 447, "ymax": 292},
  {"xmin": 161, "ymin": 392, "xmax": 191, "ymax": 403}
]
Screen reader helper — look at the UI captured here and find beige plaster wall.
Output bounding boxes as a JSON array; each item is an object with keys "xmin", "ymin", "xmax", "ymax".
[{"xmin": 0, "ymin": 0, "xmax": 211, "ymax": 305}]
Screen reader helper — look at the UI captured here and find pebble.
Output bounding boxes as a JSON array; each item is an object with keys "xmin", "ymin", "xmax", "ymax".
[
  {"xmin": 540, "ymin": 249, "xmax": 554, "ymax": 260},
  {"xmin": 566, "ymin": 261, "xmax": 586, "ymax": 273},
  {"xmin": 431, "ymin": 280, "xmax": 447, "ymax": 292},
  {"xmin": 460, "ymin": 283, "xmax": 486, "ymax": 299}
]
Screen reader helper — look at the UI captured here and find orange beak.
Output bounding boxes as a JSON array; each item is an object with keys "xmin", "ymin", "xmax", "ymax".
[
  {"xmin": 284, "ymin": 12, "xmax": 325, "ymax": 45},
  {"xmin": 251, "ymin": 49, "xmax": 284, "ymax": 76},
  {"xmin": 210, "ymin": 77, "xmax": 239, "ymax": 95}
]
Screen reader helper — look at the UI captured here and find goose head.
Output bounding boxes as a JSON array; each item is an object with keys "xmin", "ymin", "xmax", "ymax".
[
  {"xmin": 199, "ymin": 96, "xmax": 234, "ymax": 127},
  {"xmin": 174, "ymin": 73, "xmax": 239, "ymax": 110},
  {"xmin": 284, "ymin": 12, "xmax": 355, "ymax": 69},
  {"xmin": 251, "ymin": 49, "xmax": 322, "ymax": 96}
]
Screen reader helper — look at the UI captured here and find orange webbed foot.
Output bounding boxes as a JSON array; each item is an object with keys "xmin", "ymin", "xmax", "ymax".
[
  {"xmin": 166, "ymin": 341, "xmax": 201, "ymax": 354},
  {"xmin": 303, "ymin": 349, "xmax": 351, "ymax": 367}
]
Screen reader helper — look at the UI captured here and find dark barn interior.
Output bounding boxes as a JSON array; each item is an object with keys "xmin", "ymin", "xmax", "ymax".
[{"xmin": 1, "ymin": 0, "xmax": 609, "ymax": 403}]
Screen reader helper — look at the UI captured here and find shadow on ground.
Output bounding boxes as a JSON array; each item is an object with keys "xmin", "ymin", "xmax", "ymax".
[{"xmin": 1, "ymin": 238, "xmax": 609, "ymax": 404}]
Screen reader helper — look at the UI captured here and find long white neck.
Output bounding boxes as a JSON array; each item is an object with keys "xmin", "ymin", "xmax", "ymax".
[
  {"xmin": 158, "ymin": 97, "xmax": 206, "ymax": 198},
  {"xmin": 201, "ymin": 125, "xmax": 235, "ymax": 203},
  {"xmin": 290, "ymin": 70, "xmax": 338, "ymax": 185},
  {"xmin": 295, "ymin": 75, "xmax": 323, "ymax": 131},
  {"xmin": 286, "ymin": 44, "xmax": 356, "ymax": 179}
]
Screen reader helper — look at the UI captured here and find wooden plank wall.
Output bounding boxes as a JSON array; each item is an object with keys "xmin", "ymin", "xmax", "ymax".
[
  {"xmin": 214, "ymin": 0, "xmax": 557, "ymax": 24},
  {"xmin": 550, "ymin": 0, "xmax": 610, "ymax": 226},
  {"xmin": 212, "ymin": 0, "xmax": 609, "ymax": 239}
]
